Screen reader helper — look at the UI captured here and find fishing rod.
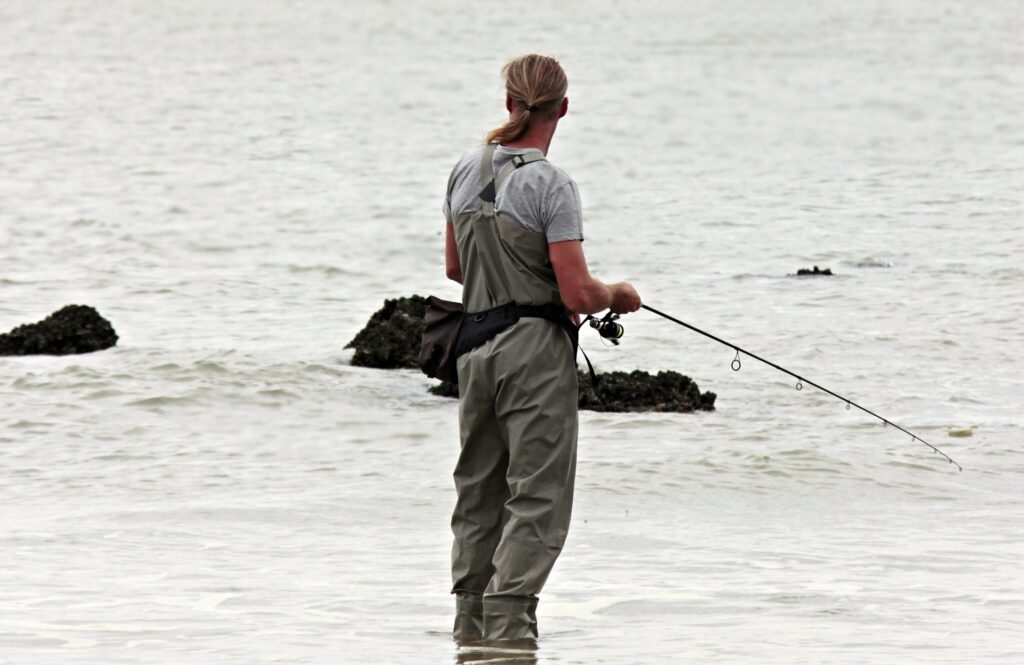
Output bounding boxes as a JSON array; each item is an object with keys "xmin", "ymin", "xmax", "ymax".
[{"xmin": 591, "ymin": 305, "xmax": 963, "ymax": 471}]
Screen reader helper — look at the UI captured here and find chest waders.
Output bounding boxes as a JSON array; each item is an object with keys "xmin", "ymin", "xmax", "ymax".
[{"xmin": 450, "ymin": 144, "xmax": 579, "ymax": 642}]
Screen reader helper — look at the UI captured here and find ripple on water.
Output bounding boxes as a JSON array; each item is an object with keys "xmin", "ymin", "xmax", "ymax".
[
  {"xmin": 127, "ymin": 395, "xmax": 198, "ymax": 409},
  {"xmin": 844, "ymin": 258, "xmax": 895, "ymax": 268}
]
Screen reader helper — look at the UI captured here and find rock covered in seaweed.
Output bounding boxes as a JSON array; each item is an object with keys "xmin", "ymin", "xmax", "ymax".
[
  {"xmin": 578, "ymin": 369, "xmax": 715, "ymax": 412},
  {"xmin": 430, "ymin": 370, "xmax": 716, "ymax": 413},
  {"xmin": 0, "ymin": 305, "xmax": 118, "ymax": 356},
  {"xmin": 796, "ymin": 266, "xmax": 833, "ymax": 276},
  {"xmin": 346, "ymin": 296, "xmax": 427, "ymax": 369},
  {"xmin": 429, "ymin": 381, "xmax": 459, "ymax": 399}
]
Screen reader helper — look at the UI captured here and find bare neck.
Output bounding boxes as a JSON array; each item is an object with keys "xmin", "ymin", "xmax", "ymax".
[{"xmin": 501, "ymin": 119, "xmax": 558, "ymax": 155}]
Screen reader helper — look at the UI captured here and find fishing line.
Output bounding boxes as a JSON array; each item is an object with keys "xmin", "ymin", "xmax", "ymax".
[{"xmin": 640, "ymin": 304, "xmax": 963, "ymax": 472}]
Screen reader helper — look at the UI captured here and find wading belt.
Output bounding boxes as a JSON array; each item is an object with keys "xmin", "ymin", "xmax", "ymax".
[
  {"xmin": 455, "ymin": 302, "xmax": 574, "ymax": 358},
  {"xmin": 455, "ymin": 301, "xmax": 597, "ymax": 385}
]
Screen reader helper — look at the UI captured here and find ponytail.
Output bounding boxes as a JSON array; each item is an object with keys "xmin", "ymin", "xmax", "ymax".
[{"xmin": 484, "ymin": 54, "xmax": 568, "ymax": 145}]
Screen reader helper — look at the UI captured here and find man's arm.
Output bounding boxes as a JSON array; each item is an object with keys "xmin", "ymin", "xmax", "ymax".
[
  {"xmin": 445, "ymin": 221, "xmax": 462, "ymax": 284},
  {"xmin": 549, "ymin": 240, "xmax": 640, "ymax": 315}
]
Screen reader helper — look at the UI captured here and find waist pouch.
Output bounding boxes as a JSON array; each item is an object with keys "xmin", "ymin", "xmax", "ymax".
[
  {"xmin": 419, "ymin": 298, "xmax": 576, "ymax": 385},
  {"xmin": 418, "ymin": 296, "xmax": 464, "ymax": 384}
]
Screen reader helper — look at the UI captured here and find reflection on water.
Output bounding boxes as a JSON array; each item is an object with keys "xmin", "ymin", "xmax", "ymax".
[{"xmin": 454, "ymin": 637, "xmax": 538, "ymax": 665}]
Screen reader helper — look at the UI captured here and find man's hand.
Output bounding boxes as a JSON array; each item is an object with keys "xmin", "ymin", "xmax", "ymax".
[{"xmin": 609, "ymin": 282, "xmax": 641, "ymax": 314}]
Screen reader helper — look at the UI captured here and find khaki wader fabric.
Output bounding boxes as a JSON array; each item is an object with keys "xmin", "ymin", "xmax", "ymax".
[{"xmin": 450, "ymin": 144, "xmax": 579, "ymax": 642}]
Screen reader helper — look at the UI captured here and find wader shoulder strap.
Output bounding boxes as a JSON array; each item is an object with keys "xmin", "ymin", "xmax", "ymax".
[
  {"xmin": 479, "ymin": 144, "xmax": 497, "ymax": 187},
  {"xmin": 478, "ymin": 144, "xmax": 498, "ymax": 215},
  {"xmin": 478, "ymin": 148, "xmax": 545, "ymax": 211},
  {"xmin": 471, "ymin": 148, "xmax": 546, "ymax": 305},
  {"xmin": 494, "ymin": 150, "xmax": 545, "ymax": 195}
]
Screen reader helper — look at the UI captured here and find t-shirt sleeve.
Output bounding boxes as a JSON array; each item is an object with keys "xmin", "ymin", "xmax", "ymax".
[
  {"xmin": 442, "ymin": 167, "xmax": 455, "ymax": 222},
  {"xmin": 542, "ymin": 180, "xmax": 584, "ymax": 243}
]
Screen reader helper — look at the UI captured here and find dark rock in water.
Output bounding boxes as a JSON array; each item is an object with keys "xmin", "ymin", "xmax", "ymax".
[
  {"xmin": 0, "ymin": 305, "xmax": 118, "ymax": 356},
  {"xmin": 430, "ymin": 370, "xmax": 715, "ymax": 413},
  {"xmin": 429, "ymin": 381, "xmax": 459, "ymax": 398},
  {"xmin": 346, "ymin": 296, "xmax": 428, "ymax": 369},
  {"xmin": 578, "ymin": 369, "xmax": 716, "ymax": 412},
  {"xmin": 796, "ymin": 265, "xmax": 833, "ymax": 276}
]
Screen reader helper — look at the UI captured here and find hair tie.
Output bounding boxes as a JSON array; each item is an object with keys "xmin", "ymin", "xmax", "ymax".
[{"xmin": 525, "ymin": 103, "xmax": 539, "ymax": 112}]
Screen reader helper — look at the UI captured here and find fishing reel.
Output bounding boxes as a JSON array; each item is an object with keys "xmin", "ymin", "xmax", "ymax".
[{"xmin": 589, "ymin": 311, "xmax": 624, "ymax": 345}]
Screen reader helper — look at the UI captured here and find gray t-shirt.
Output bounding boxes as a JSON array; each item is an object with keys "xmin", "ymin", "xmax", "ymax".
[{"xmin": 442, "ymin": 145, "xmax": 584, "ymax": 243}]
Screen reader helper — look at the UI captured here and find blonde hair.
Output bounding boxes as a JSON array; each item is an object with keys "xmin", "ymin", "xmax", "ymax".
[{"xmin": 484, "ymin": 54, "xmax": 568, "ymax": 145}]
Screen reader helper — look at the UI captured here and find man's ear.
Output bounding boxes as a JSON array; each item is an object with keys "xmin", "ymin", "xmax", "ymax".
[
  {"xmin": 506, "ymin": 94, "xmax": 514, "ymax": 113},
  {"xmin": 559, "ymin": 97, "xmax": 569, "ymax": 119}
]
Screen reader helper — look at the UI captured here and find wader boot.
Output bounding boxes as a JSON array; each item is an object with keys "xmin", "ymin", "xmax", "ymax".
[
  {"xmin": 450, "ymin": 144, "xmax": 579, "ymax": 641},
  {"xmin": 453, "ymin": 591, "xmax": 484, "ymax": 641}
]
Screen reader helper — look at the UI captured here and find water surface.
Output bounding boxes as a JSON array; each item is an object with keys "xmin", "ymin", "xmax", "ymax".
[{"xmin": 1, "ymin": 1, "xmax": 1022, "ymax": 663}]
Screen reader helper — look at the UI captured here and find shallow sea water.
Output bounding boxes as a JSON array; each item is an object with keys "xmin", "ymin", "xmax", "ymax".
[{"xmin": 1, "ymin": 1, "xmax": 1022, "ymax": 663}]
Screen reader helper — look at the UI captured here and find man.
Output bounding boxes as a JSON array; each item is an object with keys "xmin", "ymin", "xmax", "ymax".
[{"xmin": 442, "ymin": 53, "xmax": 641, "ymax": 643}]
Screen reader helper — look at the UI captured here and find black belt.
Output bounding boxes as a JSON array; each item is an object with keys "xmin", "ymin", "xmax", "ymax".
[
  {"xmin": 454, "ymin": 301, "xmax": 595, "ymax": 384},
  {"xmin": 454, "ymin": 301, "xmax": 573, "ymax": 355}
]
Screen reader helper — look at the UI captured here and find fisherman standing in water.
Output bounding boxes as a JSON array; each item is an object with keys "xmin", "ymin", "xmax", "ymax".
[{"xmin": 442, "ymin": 54, "xmax": 641, "ymax": 643}]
